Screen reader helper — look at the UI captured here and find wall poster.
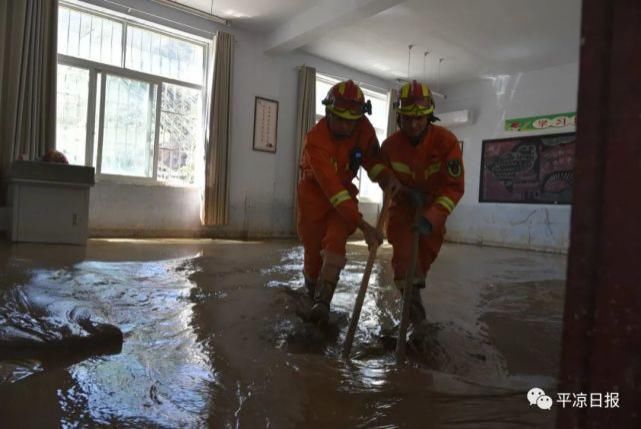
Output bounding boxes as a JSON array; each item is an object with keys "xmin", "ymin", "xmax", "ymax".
[
  {"xmin": 253, "ymin": 97, "xmax": 279, "ymax": 153},
  {"xmin": 480, "ymin": 132, "xmax": 575, "ymax": 204},
  {"xmin": 505, "ymin": 112, "xmax": 576, "ymax": 132}
]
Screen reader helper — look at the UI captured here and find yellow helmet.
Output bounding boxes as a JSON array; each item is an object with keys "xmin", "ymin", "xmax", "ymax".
[
  {"xmin": 395, "ymin": 80, "xmax": 435, "ymax": 117},
  {"xmin": 322, "ymin": 80, "xmax": 372, "ymax": 120}
]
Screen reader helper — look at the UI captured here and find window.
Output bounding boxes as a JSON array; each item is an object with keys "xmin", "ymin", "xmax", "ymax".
[
  {"xmin": 56, "ymin": 64, "xmax": 90, "ymax": 165},
  {"xmin": 101, "ymin": 75, "xmax": 157, "ymax": 177},
  {"xmin": 58, "ymin": 6, "xmax": 123, "ymax": 66},
  {"xmin": 315, "ymin": 75, "xmax": 334, "ymax": 124},
  {"xmin": 158, "ymin": 83, "xmax": 203, "ymax": 184},
  {"xmin": 55, "ymin": 3, "xmax": 207, "ymax": 186},
  {"xmin": 315, "ymin": 73, "xmax": 390, "ymax": 203},
  {"xmin": 125, "ymin": 25, "xmax": 204, "ymax": 85}
]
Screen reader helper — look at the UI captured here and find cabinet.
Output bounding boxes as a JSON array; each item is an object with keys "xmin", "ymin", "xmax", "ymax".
[{"xmin": 7, "ymin": 161, "xmax": 95, "ymax": 245}]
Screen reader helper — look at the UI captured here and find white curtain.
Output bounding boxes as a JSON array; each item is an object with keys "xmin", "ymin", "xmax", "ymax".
[
  {"xmin": 203, "ymin": 31, "xmax": 234, "ymax": 226},
  {"xmin": 292, "ymin": 65, "xmax": 316, "ymax": 228},
  {"xmin": 0, "ymin": 0, "xmax": 58, "ymax": 178}
]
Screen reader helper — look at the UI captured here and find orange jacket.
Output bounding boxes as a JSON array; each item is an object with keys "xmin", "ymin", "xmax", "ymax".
[
  {"xmin": 380, "ymin": 124, "xmax": 464, "ymax": 230},
  {"xmin": 299, "ymin": 117, "xmax": 391, "ymax": 230}
]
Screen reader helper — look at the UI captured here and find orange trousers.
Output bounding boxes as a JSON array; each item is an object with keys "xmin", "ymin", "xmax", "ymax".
[
  {"xmin": 297, "ymin": 182, "xmax": 356, "ymax": 281},
  {"xmin": 386, "ymin": 203, "xmax": 445, "ymax": 285}
]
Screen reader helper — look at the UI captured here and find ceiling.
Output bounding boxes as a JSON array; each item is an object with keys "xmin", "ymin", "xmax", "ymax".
[
  {"xmin": 165, "ymin": 0, "xmax": 317, "ymax": 32},
  {"xmin": 170, "ymin": 0, "xmax": 582, "ymax": 87}
]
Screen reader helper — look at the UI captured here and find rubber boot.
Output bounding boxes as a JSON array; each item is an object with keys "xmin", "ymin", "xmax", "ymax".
[
  {"xmin": 309, "ymin": 251, "xmax": 344, "ymax": 324},
  {"xmin": 309, "ymin": 280, "xmax": 336, "ymax": 323},
  {"xmin": 409, "ymin": 285, "xmax": 427, "ymax": 326},
  {"xmin": 304, "ymin": 276, "xmax": 316, "ymax": 300},
  {"xmin": 395, "ymin": 280, "xmax": 427, "ymax": 326}
]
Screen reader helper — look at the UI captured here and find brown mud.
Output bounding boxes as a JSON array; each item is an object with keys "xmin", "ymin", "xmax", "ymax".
[{"xmin": 0, "ymin": 239, "xmax": 565, "ymax": 428}]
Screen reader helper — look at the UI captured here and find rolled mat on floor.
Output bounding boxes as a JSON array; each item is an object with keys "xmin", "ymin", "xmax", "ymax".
[{"xmin": 0, "ymin": 287, "xmax": 123, "ymax": 360}]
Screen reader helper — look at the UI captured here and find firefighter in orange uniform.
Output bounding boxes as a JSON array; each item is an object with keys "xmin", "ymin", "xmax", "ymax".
[
  {"xmin": 380, "ymin": 80, "xmax": 464, "ymax": 327},
  {"xmin": 298, "ymin": 80, "xmax": 401, "ymax": 323}
]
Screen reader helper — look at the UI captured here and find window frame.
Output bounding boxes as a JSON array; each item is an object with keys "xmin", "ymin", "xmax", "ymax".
[{"xmin": 57, "ymin": 1, "xmax": 209, "ymax": 188}]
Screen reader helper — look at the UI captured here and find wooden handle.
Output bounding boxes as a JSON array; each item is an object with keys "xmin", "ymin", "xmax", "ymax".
[
  {"xmin": 395, "ymin": 206, "xmax": 422, "ymax": 363},
  {"xmin": 342, "ymin": 193, "xmax": 391, "ymax": 359}
]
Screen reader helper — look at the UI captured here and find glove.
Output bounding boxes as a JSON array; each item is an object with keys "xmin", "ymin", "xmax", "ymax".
[
  {"xmin": 408, "ymin": 189, "xmax": 427, "ymax": 209},
  {"xmin": 414, "ymin": 216, "xmax": 432, "ymax": 236},
  {"xmin": 359, "ymin": 219, "xmax": 384, "ymax": 250},
  {"xmin": 382, "ymin": 174, "xmax": 403, "ymax": 197}
]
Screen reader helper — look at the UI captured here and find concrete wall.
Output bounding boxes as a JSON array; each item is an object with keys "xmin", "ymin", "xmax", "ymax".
[
  {"xmin": 437, "ymin": 62, "xmax": 579, "ymax": 253},
  {"xmin": 89, "ymin": 182, "xmax": 202, "ymax": 237},
  {"xmin": 84, "ymin": 0, "xmax": 394, "ymax": 238}
]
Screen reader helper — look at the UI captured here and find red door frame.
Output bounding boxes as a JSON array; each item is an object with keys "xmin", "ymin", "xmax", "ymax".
[{"xmin": 557, "ymin": 0, "xmax": 641, "ymax": 427}]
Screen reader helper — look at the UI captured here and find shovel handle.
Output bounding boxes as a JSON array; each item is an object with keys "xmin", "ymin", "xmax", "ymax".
[
  {"xmin": 342, "ymin": 193, "xmax": 391, "ymax": 359},
  {"xmin": 396, "ymin": 207, "xmax": 422, "ymax": 363}
]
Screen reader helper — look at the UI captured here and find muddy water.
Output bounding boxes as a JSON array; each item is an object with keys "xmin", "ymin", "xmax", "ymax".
[{"xmin": 0, "ymin": 239, "xmax": 566, "ymax": 428}]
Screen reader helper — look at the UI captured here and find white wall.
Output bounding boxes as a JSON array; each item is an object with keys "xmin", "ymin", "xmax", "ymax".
[
  {"xmin": 89, "ymin": 182, "xmax": 202, "ymax": 237},
  {"xmin": 216, "ymin": 37, "xmax": 393, "ymax": 238},
  {"xmin": 84, "ymin": 0, "xmax": 394, "ymax": 238},
  {"xmin": 437, "ymin": 62, "xmax": 579, "ymax": 253}
]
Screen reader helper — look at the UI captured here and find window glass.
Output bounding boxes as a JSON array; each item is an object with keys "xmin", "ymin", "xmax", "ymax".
[
  {"xmin": 158, "ymin": 83, "xmax": 203, "ymax": 185},
  {"xmin": 315, "ymin": 77, "xmax": 335, "ymax": 119},
  {"xmin": 126, "ymin": 26, "xmax": 204, "ymax": 85},
  {"xmin": 101, "ymin": 75, "xmax": 157, "ymax": 177},
  {"xmin": 360, "ymin": 88, "xmax": 389, "ymax": 203},
  {"xmin": 56, "ymin": 64, "xmax": 90, "ymax": 165},
  {"xmin": 58, "ymin": 6, "xmax": 122, "ymax": 66}
]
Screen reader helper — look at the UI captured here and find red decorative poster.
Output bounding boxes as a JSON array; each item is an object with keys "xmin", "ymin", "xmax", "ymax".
[{"xmin": 480, "ymin": 133, "xmax": 575, "ymax": 204}]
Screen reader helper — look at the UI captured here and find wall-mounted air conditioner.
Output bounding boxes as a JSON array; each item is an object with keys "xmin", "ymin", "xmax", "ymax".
[{"xmin": 437, "ymin": 109, "xmax": 471, "ymax": 128}]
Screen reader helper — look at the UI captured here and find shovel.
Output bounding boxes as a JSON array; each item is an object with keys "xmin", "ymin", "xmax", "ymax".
[
  {"xmin": 396, "ymin": 202, "xmax": 428, "ymax": 363},
  {"xmin": 342, "ymin": 193, "xmax": 391, "ymax": 359}
]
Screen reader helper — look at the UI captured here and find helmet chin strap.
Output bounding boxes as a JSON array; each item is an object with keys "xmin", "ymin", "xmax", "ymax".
[
  {"xmin": 397, "ymin": 114, "xmax": 430, "ymax": 146},
  {"xmin": 410, "ymin": 123, "xmax": 430, "ymax": 147},
  {"xmin": 326, "ymin": 110, "xmax": 357, "ymax": 139}
]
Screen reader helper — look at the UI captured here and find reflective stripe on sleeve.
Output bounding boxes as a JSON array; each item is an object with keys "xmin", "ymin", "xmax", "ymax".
[
  {"xmin": 330, "ymin": 189, "xmax": 352, "ymax": 207},
  {"xmin": 391, "ymin": 162, "xmax": 412, "ymax": 176},
  {"xmin": 424, "ymin": 162, "xmax": 441, "ymax": 179},
  {"xmin": 368, "ymin": 163, "xmax": 386, "ymax": 181},
  {"xmin": 435, "ymin": 196, "xmax": 455, "ymax": 213}
]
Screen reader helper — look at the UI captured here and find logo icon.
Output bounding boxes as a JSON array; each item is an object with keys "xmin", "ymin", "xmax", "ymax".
[
  {"xmin": 447, "ymin": 159, "xmax": 462, "ymax": 177},
  {"xmin": 528, "ymin": 387, "xmax": 553, "ymax": 410},
  {"xmin": 537, "ymin": 395, "xmax": 554, "ymax": 410},
  {"xmin": 527, "ymin": 387, "xmax": 545, "ymax": 406}
]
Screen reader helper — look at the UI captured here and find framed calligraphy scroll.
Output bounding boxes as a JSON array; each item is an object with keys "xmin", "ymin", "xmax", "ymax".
[
  {"xmin": 479, "ymin": 132, "xmax": 575, "ymax": 204},
  {"xmin": 252, "ymin": 97, "xmax": 278, "ymax": 153}
]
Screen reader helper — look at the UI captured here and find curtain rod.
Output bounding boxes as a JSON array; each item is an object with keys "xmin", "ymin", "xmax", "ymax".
[
  {"xmin": 97, "ymin": 0, "xmax": 227, "ymax": 35},
  {"xmin": 148, "ymin": 0, "xmax": 229, "ymax": 25}
]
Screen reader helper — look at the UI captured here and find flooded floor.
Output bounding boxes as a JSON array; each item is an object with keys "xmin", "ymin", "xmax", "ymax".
[{"xmin": 0, "ymin": 239, "xmax": 566, "ymax": 428}]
